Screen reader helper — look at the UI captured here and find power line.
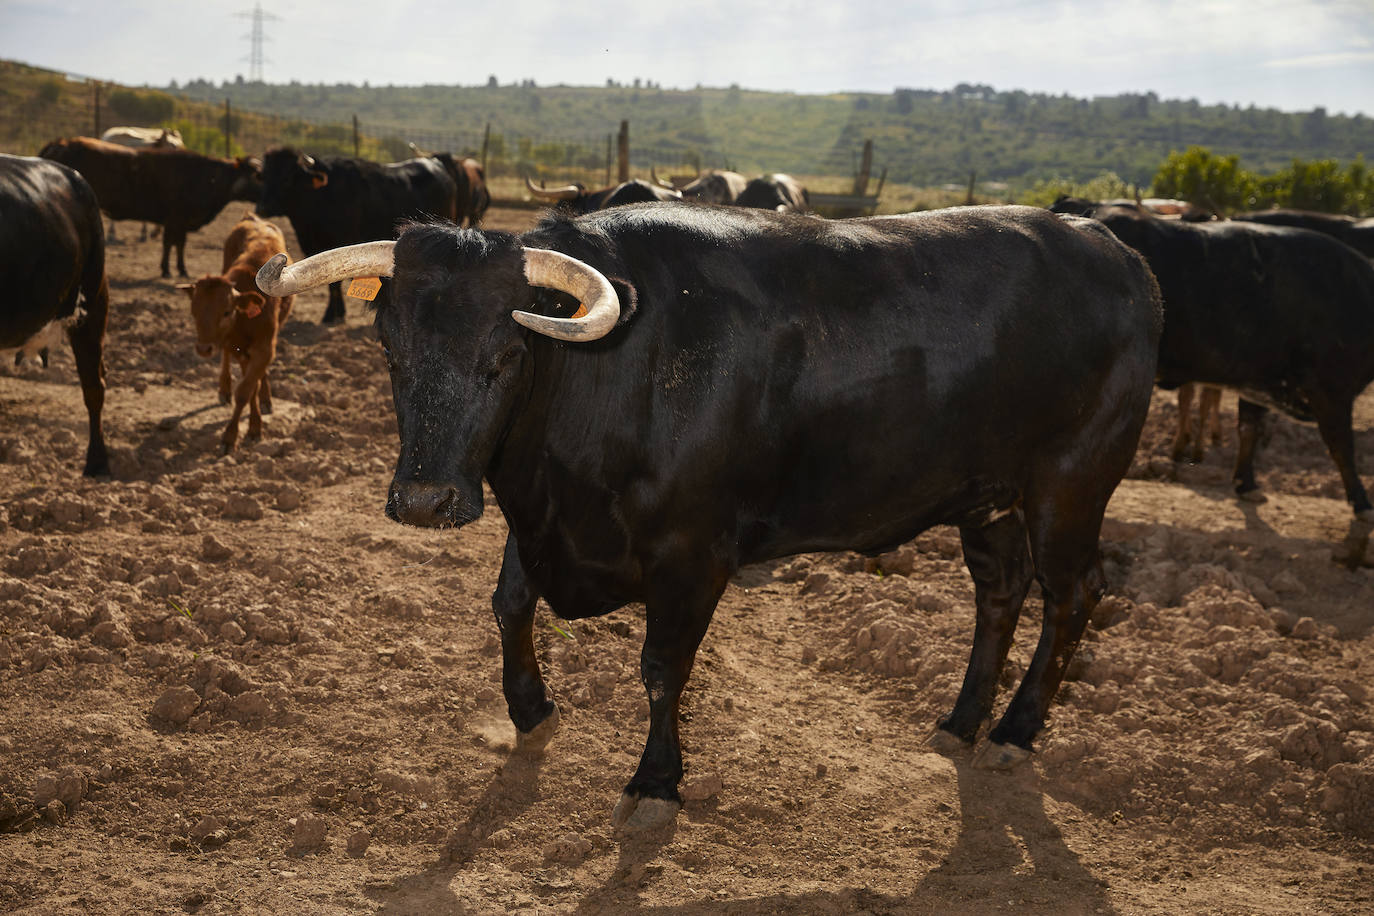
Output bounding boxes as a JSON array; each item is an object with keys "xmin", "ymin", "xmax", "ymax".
[{"xmin": 234, "ymin": 4, "xmax": 280, "ymax": 83}]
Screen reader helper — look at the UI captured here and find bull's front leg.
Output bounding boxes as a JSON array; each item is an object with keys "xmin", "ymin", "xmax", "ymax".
[
  {"xmin": 492, "ymin": 535, "xmax": 559, "ymax": 750},
  {"xmin": 612, "ymin": 566, "xmax": 724, "ymax": 833},
  {"xmin": 218, "ymin": 347, "xmax": 233, "ymax": 405}
]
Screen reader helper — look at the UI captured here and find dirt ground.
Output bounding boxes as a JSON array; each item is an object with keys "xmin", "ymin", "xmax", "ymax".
[{"xmin": 2, "ymin": 202, "xmax": 1373, "ymax": 916}]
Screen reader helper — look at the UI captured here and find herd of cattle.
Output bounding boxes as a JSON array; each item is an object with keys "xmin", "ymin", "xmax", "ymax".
[{"xmin": 3, "ymin": 129, "xmax": 1374, "ymax": 832}]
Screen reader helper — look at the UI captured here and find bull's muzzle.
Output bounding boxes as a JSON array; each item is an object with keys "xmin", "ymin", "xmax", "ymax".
[{"xmin": 385, "ymin": 480, "xmax": 481, "ymax": 529}]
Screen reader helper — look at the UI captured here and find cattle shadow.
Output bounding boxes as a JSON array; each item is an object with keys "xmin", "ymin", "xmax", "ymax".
[
  {"xmin": 561, "ymin": 757, "xmax": 1111, "ymax": 915},
  {"xmin": 364, "ymin": 749, "xmax": 549, "ymax": 913}
]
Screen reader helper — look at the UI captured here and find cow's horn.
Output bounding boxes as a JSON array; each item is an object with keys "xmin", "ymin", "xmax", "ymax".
[
  {"xmin": 255, "ymin": 241, "xmax": 395, "ymax": 297},
  {"xmin": 649, "ymin": 166, "xmax": 675, "ymax": 189},
  {"xmin": 514, "ymin": 248, "xmax": 620, "ymax": 342},
  {"xmin": 524, "ymin": 175, "xmax": 580, "ymax": 201}
]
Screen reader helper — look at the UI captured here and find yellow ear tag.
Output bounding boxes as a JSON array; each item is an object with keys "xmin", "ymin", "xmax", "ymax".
[{"xmin": 347, "ymin": 277, "xmax": 382, "ymax": 301}]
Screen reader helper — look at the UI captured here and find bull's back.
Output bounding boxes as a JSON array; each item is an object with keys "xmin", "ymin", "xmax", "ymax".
[{"xmin": 544, "ymin": 205, "xmax": 1160, "ymax": 555}]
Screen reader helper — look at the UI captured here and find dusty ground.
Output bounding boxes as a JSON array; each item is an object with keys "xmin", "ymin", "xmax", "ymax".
[{"xmin": 2, "ymin": 203, "xmax": 1373, "ymax": 916}]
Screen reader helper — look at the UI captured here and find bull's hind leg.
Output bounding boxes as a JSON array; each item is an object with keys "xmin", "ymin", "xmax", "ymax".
[
  {"xmin": 975, "ymin": 483, "xmax": 1111, "ymax": 770},
  {"xmin": 1305, "ymin": 389, "xmax": 1373, "ymax": 521},
  {"xmin": 492, "ymin": 535, "xmax": 559, "ymax": 751},
  {"xmin": 930, "ymin": 510, "xmax": 1035, "ymax": 751},
  {"xmin": 66, "ymin": 307, "xmax": 109, "ymax": 477}
]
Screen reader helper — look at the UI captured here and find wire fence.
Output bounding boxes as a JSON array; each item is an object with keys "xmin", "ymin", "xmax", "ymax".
[{"xmin": 1, "ymin": 85, "xmax": 745, "ymax": 191}]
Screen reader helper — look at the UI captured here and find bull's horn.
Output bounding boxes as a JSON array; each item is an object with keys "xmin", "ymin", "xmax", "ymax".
[
  {"xmin": 524, "ymin": 175, "xmax": 581, "ymax": 201},
  {"xmin": 649, "ymin": 166, "xmax": 675, "ymax": 189},
  {"xmin": 514, "ymin": 248, "xmax": 620, "ymax": 342},
  {"xmin": 255, "ymin": 241, "xmax": 395, "ymax": 297}
]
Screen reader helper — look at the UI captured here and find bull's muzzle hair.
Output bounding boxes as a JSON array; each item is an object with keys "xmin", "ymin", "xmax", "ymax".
[{"xmin": 254, "ymin": 242, "xmax": 619, "ymax": 342}]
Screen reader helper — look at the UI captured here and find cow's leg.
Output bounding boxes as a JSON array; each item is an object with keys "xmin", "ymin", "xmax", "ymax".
[
  {"xmin": 222, "ymin": 350, "xmax": 268, "ymax": 453},
  {"xmin": 613, "ymin": 565, "xmax": 726, "ymax": 832},
  {"xmin": 1170, "ymin": 382, "xmax": 1197, "ymax": 463},
  {"xmin": 138, "ymin": 222, "xmax": 149, "ymax": 242},
  {"xmin": 977, "ymin": 485, "xmax": 1110, "ymax": 769},
  {"xmin": 159, "ymin": 234, "xmax": 171, "ymax": 278},
  {"xmin": 218, "ymin": 348, "xmax": 232, "ymax": 405},
  {"xmin": 322, "ymin": 282, "xmax": 345, "ymax": 324},
  {"xmin": 1305, "ymin": 389, "xmax": 1373, "ymax": 521},
  {"xmin": 173, "ymin": 231, "xmax": 188, "ymax": 278},
  {"xmin": 931, "ymin": 510, "xmax": 1035, "ymax": 750},
  {"xmin": 1232, "ymin": 398, "xmax": 1268, "ymax": 501},
  {"xmin": 66, "ymin": 306, "xmax": 109, "ymax": 477},
  {"xmin": 492, "ymin": 535, "xmax": 559, "ymax": 746},
  {"xmin": 258, "ymin": 370, "xmax": 273, "ymax": 415},
  {"xmin": 1202, "ymin": 385, "xmax": 1224, "ymax": 447}
]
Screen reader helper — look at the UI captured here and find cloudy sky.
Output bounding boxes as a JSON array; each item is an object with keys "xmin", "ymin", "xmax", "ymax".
[{"xmin": 3, "ymin": 0, "xmax": 1373, "ymax": 115}]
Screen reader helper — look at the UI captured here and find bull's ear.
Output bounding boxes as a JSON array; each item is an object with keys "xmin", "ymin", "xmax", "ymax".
[
  {"xmin": 233, "ymin": 292, "xmax": 265, "ymax": 319},
  {"xmin": 608, "ymin": 277, "xmax": 638, "ymax": 328},
  {"xmin": 310, "ymin": 170, "xmax": 328, "ymax": 190}
]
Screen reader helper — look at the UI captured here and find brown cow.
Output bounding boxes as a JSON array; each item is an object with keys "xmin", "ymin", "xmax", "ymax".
[
  {"xmin": 179, "ymin": 212, "xmax": 293, "ymax": 453},
  {"xmin": 39, "ymin": 137, "xmax": 261, "ymax": 278}
]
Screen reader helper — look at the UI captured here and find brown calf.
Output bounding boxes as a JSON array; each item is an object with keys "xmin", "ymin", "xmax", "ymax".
[{"xmin": 179, "ymin": 212, "xmax": 293, "ymax": 453}]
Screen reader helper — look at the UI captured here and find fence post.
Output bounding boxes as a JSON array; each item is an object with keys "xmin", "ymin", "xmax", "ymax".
[
  {"xmin": 852, "ymin": 139, "xmax": 873, "ymax": 197},
  {"xmin": 93, "ymin": 82, "xmax": 101, "ymax": 137},
  {"xmin": 353, "ymin": 114, "xmax": 360, "ymax": 157},
  {"xmin": 965, "ymin": 170, "xmax": 977, "ymax": 206},
  {"xmin": 224, "ymin": 98, "xmax": 232, "ymax": 158},
  {"xmin": 480, "ymin": 123, "xmax": 490, "ymax": 169},
  {"xmin": 605, "ymin": 134, "xmax": 612, "ymax": 186},
  {"xmin": 617, "ymin": 120, "xmax": 629, "ymax": 183}
]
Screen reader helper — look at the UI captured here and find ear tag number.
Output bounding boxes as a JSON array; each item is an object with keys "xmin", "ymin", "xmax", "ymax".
[{"xmin": 347, "ymin": 277, "xmax": 382, "ymax": 301}]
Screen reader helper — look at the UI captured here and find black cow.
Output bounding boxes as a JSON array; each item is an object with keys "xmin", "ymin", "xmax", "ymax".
[
  {"xmin": 0, "ymin": 154, "xmax": 111, "ymax": 476},
  {"xmin": 1058, "ymin": 203, "xmax": 1374, "ymax": 535},
  {"xmin": 654, "ymin": 168, "xmax": 749, "ymax": 205},
  {"xmin": 38, "ymin": 137, "xmax": 261, "ymax": 278},
  {"xmin": 524, "ymin": 176, "xmax": 681, "ymax": 213},
  {"xmin": 255, "ymin": 148, "xmax": 458, "ymax": 323},
  {"xmin": 432, "ymin": 153, "xmax": 491, "ymax": 227},
  {"xmin": 1233, "ymin": 209, "xmax": 1374, "ymax": 258},
  {"xmin": 258, "ymin": 203, "xmax": 1161, "ymax": 831},
  {"xmin": 735, "ymin": 173, "xmax": 809, "ymax": 212}
]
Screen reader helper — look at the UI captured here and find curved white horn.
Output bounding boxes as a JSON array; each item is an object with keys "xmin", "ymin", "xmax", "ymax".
[
  {"xmin": 524, "ymin": 174, "xmax": 581, "ymax": 201},
  {"xmin": 514, "ymin": 248, "xmax": 620, "ymax": 342},
  {"xmin": 650, "ymin": 166, "xmax": 675, "ymax": 189},
  {"xmin": 256, "ymin": 241, "xmax": 395, "ymax": 297}
]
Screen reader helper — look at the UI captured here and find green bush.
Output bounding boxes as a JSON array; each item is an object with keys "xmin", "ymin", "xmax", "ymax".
[{"xmin": 107, "ymin": 88, "xmax": 175, "ymax": 123}]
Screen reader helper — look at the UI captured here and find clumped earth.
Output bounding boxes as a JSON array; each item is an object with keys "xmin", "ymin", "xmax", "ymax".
[{"xmin": 2, "ymin": 204, "xmax": 1373, "ymax": 915}]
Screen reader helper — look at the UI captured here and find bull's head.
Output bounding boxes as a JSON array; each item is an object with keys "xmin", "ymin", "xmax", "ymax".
[
  {"xmin": 256, "ymin": 148, "xmax": 327, "ymax": 218},
  {"xmin": 179, "ymin": 276, "xmax": 265, "ymax": 358},
  {"xmin": 255, "ymin": 230, "xmax": 621, "ymax": 530}
]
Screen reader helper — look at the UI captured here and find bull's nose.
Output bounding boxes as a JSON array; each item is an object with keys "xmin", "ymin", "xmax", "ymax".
[{"xmin": 386, "ymin": 481, "xmax": 478, "ymax": 529}]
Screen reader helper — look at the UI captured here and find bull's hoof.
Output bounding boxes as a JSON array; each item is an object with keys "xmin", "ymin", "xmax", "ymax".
[
  {"xmin": 219, "ymin": 391, "xmax": 231, "ymax": 406},
  {"xmin": 515, "ymin": 704, "xmax": 560, "ymax": 754},
  {"xmin": 260, "ymin": 402, "xmax": 273, "ymax": 416},
  {"xmin": 611, "ymin": 793, "xmax": 680, "ymax": 833},
  {"xmin": 926, "ymin": 728, "xmax": 973, "ymax": 755},
  {"xmin": 971, "ymin": 741, "xmax": 1031, "ymax": 770},
  {"xmin": 1236, "ymin": 487, "xmax": 1267, "ymax": 504},
  {"xmin": 1354, "ymin": 509, "xmax": 1374, "ymax": 526}
]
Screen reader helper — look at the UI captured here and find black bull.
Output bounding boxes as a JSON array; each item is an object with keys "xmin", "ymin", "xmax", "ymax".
[
  {"xmin": 0, "ymin": 154, "xmax": 110, "ymax": 476},
  {"xmin": 258, "ymin": 203, "xmax": 1163, "ymax": 831}
]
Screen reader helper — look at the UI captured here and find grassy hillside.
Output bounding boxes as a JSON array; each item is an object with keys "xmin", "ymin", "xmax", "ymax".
[
  {"xmin": 5, "ymin": 59, "xmax": 1372, "ymax": 208},
  {"xmin": 165, "ymin": 76, "xmax": 1374, "ymax": 193}
]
